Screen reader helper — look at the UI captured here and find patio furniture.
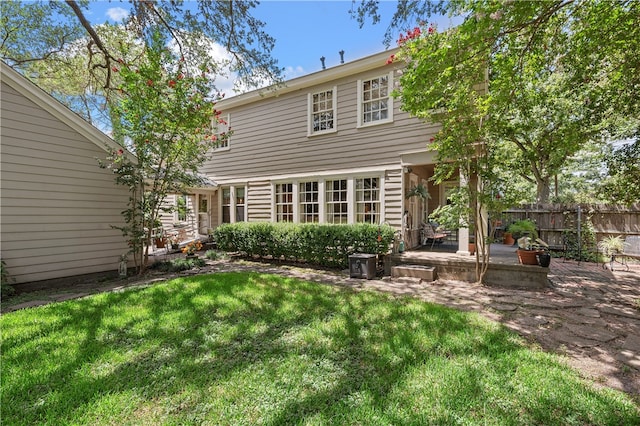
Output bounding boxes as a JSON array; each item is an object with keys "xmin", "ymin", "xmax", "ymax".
[
  {"xmin": 421, "ymin": 223, "xmax": 447, "ymax": 250},
  {"xmin": 607, "ymin": 235, "xmax": 640, "ymax": 271}
]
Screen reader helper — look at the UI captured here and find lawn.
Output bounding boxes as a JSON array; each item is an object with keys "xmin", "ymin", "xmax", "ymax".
[{"xmin": 2, "ymin": 272, "xmax": 638, "ymax": 425}]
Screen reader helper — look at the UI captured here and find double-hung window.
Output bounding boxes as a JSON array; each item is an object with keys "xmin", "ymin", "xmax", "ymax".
[
  {"xmin": 235, "ymin": 187, "xmax": 245, "ymax": 222},
  {"xmin": 221, "ymin": 188, "xmax": 231, "ymax": 223},
  {"xmin": 211, "ymin": 113, "xmax": 231, "ymax": 150},
  {"xmin": 299, "ymin": 181, "xmax": 319, "ymax": 223},
  {"xmin": 358, "ymin": 73, "xmax": 393, "ymax": 126},
  {"xmin": 309, "ymin": 87, "xmax": 337, "ymax": 135},
  {"xmin": 325, "ymin": 179, "xmax": 348, "ymax": 224},
  {"xmin": 275, "ymin": 183, "xmax": 294, "ymax": 222},
  {"xmin": 355, "ymin": 177, "xmax": 380, "ymax": 224}
]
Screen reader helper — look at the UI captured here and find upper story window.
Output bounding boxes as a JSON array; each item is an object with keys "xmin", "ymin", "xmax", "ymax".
[
  {"xmin": 358, "ymin": 73, "xmax": 393, "ymax": 127},
  {"xmin": 211, "ymin": 113, "xmax": 231, "ymax": 150},
  {"xmin": 308, "ymin": 87, "xmax": 337, "ymax": 135}
]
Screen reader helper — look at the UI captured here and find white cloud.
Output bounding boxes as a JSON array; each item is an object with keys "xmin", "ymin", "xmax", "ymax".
[
  {"xmin": 106, "ymin": 7, "xmax": 129, "ymax": 22},
  {"xmin": 283, "ymin": 66, "xmax": 306, "ymax": 80}
]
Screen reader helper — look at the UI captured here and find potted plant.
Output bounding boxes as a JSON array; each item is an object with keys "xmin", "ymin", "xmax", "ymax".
[
  {"xmin": 182, "ymin": 240, "xmax": 203, "ymax": 258},
  {"xmin": 169, "ymin": 235, "xmax": 180, "ymax": 251},
  {"xmin": 516, "ymin": 236, "xmax": 549, "ymax": 265},
  {"xmin": 534, "ymin": 238, "xmax": 551, "ymax": 267},
  {"xmin": 507, "ymin": 219, "xmax": 538, "ymax": 242}
]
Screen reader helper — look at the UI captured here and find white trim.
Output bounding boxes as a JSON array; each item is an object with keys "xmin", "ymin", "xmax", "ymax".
[
  {"xmin": 216, "ymin": 165, "xmax": 396, "ymax": 186},
  {"xmin": 211, "ymin": 113, "xmax": 231, "ymax": 151},
  {"xmin": 307, "ymin": 86, "xmax": 338, "ymax": 137},
  {"xmin": 217, "ymin": 48, "xmax": 400, "ymax": 110},
  {"xmin": 356, "ymin": 71, "xmax": 394, "ymax": 129}
]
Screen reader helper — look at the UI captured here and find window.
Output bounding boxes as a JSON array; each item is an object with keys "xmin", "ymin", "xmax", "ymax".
[
  {"xmin": 359, "ymin": 74, "xmax": 392, "ymax": 126},
  {"xmin": 176, "ymin": 194, "xmax": 187, "ymax": 221},
  {"xmin": 275, "ymin": 183, "xmax": 294, "ymax": 222},
  {"xmin": 299, "ymin": 181, "xmax": 319, "ymax": 223},
  {"xmin": 309, "ymin": 88, "xmax": 336, "ymax": 134},
  {"xmin": 212, "ymin": 113, "xmax": 230, "ymax": 150},
  {"xmin": 221, "ymin": 188, "xmax": 231, "ymax": 223},
  {"xmin": 356, "ymin": 177, "xmax": 380, "ymax": 224},
  {"xmin": 235, "ymin": 187, "xmax": 245, "ymax": 222},
  {"xmin": 326, "ymin": 179, "xmax": 348, "ymax": 224}
]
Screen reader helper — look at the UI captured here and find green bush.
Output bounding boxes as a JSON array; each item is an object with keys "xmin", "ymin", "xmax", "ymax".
[
  {"xmin": 1, "ymin": 259, "xmax": 15, "ymax": 299},
  {"xmin": 214, "ymin": 222, "xmax": 395, "ymax": 269},
  {"xmin": 507, "ymin": 219, "xmax": 538, "ymax": 240}
]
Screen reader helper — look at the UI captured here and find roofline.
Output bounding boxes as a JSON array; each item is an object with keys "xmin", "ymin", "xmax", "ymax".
[
  {"xmin": 218, "ymin": 47, "xmax": 400, "ymax": 110},
  {"xmin": 1, "ymin": 61, "xmax": 135, "ymax": 161}
]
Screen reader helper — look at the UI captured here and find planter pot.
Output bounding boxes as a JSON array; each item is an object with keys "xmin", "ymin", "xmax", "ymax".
[
  {"xmin": 468, "ymin": 243, "xmax": 476, "ymax": 255},
  {"xmin": 171, "ymin": 244, "xmax": 180, "ymax": 251},
  {"xmin": 185, "ymin": 254, "xmax": 198, "ymax": 259},
  {"xmin": 503, "ymin": 233, "xmax": 515, "ymax": 245},
  {"xmin": 516, "ymin": 249, "xmax": 540, "ymax": 265},
  {"xmin": 155, "ymin": 238, "xmax": 166, "ymax": 248},
  {"xmin": 537, "ymin": 252, "xmax": 551, "ymax": 267}
]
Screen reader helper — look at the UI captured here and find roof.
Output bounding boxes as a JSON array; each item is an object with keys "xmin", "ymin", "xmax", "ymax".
[
  {"xmin": 1, "ymin": 61, "xmax": 134, "ymax": 160},
  {"xmin": 217, "ymin": 47, "xmax": 400, "ymax": 110}
]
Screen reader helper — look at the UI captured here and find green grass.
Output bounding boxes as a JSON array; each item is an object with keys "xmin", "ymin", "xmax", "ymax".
[{"xmin": 2, "ymin": 272, "xmax": 638, "ymax": 425}]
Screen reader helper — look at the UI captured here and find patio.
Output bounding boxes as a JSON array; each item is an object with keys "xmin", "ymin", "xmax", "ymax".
[{"xmin": 387, "ymin": 242, "xmax": 551, "ymax": 289}]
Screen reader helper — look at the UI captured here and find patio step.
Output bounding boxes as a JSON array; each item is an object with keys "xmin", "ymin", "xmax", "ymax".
[{"xmin": 392, "ymin": 264, "xmax": 436, "ymax": 281}]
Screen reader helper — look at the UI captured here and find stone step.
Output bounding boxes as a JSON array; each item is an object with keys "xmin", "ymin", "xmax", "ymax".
[{"xmin": 392, "ymin": 264, "xmax": 436, "ymax": 281}]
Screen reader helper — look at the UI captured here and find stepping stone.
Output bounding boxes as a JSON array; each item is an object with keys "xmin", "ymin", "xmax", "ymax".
[
  {"xmin": 565, "ymin": 323, "xmax": 618, "ymax": 343},
  {"xmin": 392, "ymin": 265, "xmax": 436, "ymax": 281}
]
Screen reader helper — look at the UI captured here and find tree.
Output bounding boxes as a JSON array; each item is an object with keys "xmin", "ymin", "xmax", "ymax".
[
  {"xmin": 100, "ymin": 32, "xmax": 230, "ymax": 273},
  {"xmin": 601, "ymin": 140, "xmax": 640, "ymax": 206},
  {"xmin": 1, "ymin": 0, "xmax": 281, "ymax": 92},
  {"xmin": 355, "ymin": 0, "xmax": 640, "ymax": 203}
]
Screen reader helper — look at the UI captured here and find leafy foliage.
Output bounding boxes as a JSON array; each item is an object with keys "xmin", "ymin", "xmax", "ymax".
[
  {"xmin": 601, "ymin": 140, "xmax": 640, "ymax": 206},
  {"xmin": 214, "ymin": 223, "xmax": 395, "ymax": 269},
  {"xmin": 99, "ymin": 31, "xmax": 229, "ymax": 273}
]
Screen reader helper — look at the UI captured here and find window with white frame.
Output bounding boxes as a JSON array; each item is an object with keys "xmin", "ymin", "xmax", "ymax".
[
  {"xmin": 359, "ymin": 74, "xmax": 392, "ymax": 126},
  {"xmin": 221, "ymin": 188, "xmax": 231, "ymax": 223},
  {"xmin": 235, "ymin": 187, "xmax": 245, "ymax": 222},
  {"xmin": 355, "ymin": 177, "xmax": 380, "ymax": 224},
  {"xmin": 275, "ymin": 183, "xmax": 294, "ymax": 222},
  {"xmin": 309, "ymin": 88, "xmax": 336, "ymax": 134},
  {"xmin": 211, "ymin": 113, "xmax": 230, "ymax": 149},
  {"xmin": 299, "ymin": 181, "xmax": 319, "ymax": 223},
  {"xmin": 325, "ymin": 179, "xmax": 348, "ymax": 224}
]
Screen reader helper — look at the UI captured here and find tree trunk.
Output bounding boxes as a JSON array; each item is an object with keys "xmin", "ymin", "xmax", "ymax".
[{"xmin": 536, "ymin": 178, "xmax": 551, "ymax": 204}]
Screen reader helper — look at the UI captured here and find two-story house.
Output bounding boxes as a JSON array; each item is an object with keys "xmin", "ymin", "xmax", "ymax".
[{"xmin": 174, "ymin": 49, "xmax": 471, "ymax": 254}]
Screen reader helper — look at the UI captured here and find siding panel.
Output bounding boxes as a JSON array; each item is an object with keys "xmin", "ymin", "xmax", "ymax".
[{"xmin": 1, "ymin": 76, "xmax": 130, "ymax": 284}]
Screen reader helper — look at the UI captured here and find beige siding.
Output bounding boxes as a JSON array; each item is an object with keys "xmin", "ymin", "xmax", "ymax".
[
  {"xmin": 1, "ymin": 80, "xmax": 130, "ymax": 284},
  {"xmin": 247, "ymin": 181, "xmax": 272, "ymax": 222},
  {"xmin": 384, "ymin": 169, "xmax": 403, "ymax": 229},
  {"xmin": 202, "ymin": 66, "xmax": 440, "ymax": 182}
]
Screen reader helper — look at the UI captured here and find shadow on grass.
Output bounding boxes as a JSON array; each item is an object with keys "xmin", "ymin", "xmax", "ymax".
[{"xmin": 2, "ymin": 272, "xmax": 638, "ymax": 425}]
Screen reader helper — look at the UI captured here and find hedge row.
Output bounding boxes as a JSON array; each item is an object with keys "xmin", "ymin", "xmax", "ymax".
[{"xmin": 213, "ymin": 222, "xmax": 396, "ymax": 269}]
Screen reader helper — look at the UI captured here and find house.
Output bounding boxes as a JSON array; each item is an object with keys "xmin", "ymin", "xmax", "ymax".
[
  {"xmin": 1, "ymin": 62, "xmax": 131, "ymax": 285},
  {"xmin": 188, "ymin": 48, "xmax": 473, "ymax": 254}
]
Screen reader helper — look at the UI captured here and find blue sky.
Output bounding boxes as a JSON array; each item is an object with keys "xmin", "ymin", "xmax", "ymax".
[{"xmin": 85, "ymin": 1, "xmax": 460, "ymax": 92}]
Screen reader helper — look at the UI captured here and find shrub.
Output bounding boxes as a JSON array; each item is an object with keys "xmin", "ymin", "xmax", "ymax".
[
  {"xmin": 205, "ymin": 250, "xmax": 226, "ymax": 261},
  {"xmin": 214, "ymin": 222, "xmax": 395, "ymax": 269},
  {"xmin": 507, "ymin": 219, "xmax": 538, "ymax": 240},
  {"xmin": 1, "ymin": 259, "xmax": 15, "ymax": 299},
  {"xmin": 149, "ymin": 257, "xmax": 206, "ymax": 272}
]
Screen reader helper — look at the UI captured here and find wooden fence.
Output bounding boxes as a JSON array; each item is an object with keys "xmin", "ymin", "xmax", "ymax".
[{"xmin": 497, "ymin": 203, "xmax": 640, "ymax": 248}]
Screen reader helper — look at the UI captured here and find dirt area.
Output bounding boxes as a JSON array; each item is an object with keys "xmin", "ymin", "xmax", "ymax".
[{"xmin": 3, "ymin": 256, "xmax": 639, "ymax": 403}]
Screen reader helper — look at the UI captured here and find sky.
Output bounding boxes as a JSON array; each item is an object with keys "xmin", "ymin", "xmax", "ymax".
[{"xmin": 84, "ymin": 1, "xmax": 461, "ymax": 94}]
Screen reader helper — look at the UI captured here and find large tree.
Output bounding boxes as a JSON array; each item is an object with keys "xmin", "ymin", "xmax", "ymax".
[
  {"xmin": 355, "ymin": 0, "xmax": 640, "ymax": 204},
  {"xmin": 1, "ymin": 0, "xmax": 281, "ymax": 93}
]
